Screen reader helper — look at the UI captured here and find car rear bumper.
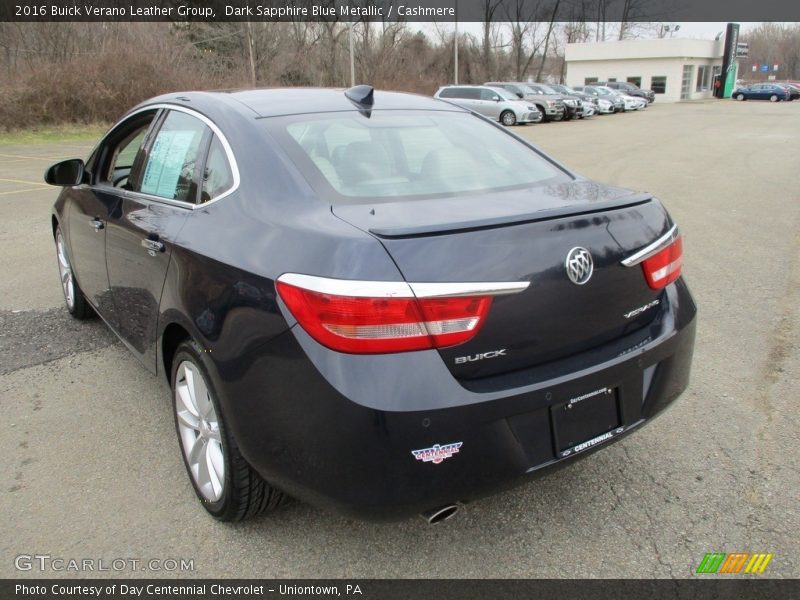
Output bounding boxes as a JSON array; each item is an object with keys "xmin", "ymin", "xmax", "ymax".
[{"xmin": 217, "ymin": 278, "xmax": 697, "ymax": 521}]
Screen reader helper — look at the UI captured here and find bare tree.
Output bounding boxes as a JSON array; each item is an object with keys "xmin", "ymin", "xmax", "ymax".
[{"xmin": 535, "ymin": 0, "xmax": 561, "ymax": 81}]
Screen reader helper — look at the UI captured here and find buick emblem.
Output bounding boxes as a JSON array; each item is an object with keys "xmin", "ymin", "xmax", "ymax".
[{"xmin": 565, "ymin": 247, "xmax": 593, "ymax": 285}]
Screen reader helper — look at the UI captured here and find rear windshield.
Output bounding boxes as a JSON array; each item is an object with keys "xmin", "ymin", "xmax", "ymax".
[{"xmin": 265, "ymin": 111, "xmax": 569, "ymax": 204}]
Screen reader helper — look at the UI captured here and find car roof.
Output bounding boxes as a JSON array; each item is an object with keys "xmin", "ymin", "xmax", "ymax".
[
  {"xmin": 440, "ymin": 84, "xmax": 494, "ymax": 90},
  {"xmin": 138, "ymin": 87, "xmax": 466, "ymax": 119}
]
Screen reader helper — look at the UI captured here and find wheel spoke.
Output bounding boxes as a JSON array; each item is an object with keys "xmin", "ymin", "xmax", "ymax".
[
  {"xmin": 206, "ymin": 424, "xmax": 221, "ymax": 443},
  {"xmin": 188, "ymin": 434, "xmax": 205, "ymax": 466},
  {"xmin": 196, "ymin": 441, "xmax": 212, "ymax": 493},
  {"xmin": 207, "ymin": 440, "xmax": 225, "ymax": 498},
  {"xmin": 191, "ymin": 372, "xmax": 213, "ymax": 420},
  {"xmin": 182, "ymin": 366, "xmax": 201, "ymax": 415},
  {"xmin": 177, "ymin": 407, "xmax": 200, "ymax": 431},
  {"xmin": 177, "ymin": 381, "xmax": 200, "ymax": 418}
]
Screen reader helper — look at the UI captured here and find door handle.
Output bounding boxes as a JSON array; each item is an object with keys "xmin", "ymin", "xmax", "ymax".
[
  {"xmin": 90, "ymin": 218, "xmax": 104, "ymax": 231},
  {"xmin": 141, "ymin": 238, "xmax": 165, "ymax": 254}
]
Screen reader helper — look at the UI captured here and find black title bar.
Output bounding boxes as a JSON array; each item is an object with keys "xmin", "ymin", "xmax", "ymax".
[
  {"xmin": 4, "ymin": 579, "xmax": 800, "ymax": 600},
  {"xmin": 2, "ymin": 0, "xmax": 800, "ymax": 22}
]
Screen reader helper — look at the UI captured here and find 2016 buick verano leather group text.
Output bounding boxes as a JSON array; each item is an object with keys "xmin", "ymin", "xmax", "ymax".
[{"xmin": 46, "ymin": 85, "xmax": 696, "ymax": 523}]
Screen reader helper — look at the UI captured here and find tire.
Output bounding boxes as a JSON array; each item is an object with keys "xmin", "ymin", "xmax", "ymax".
[
  {"xmin": 500, "ymin": 110, "xmax": 516, "ymax": 126},
  {"xmin": 736, "ymin": 94, "xmax": 745, "ymax": 101},
  {"xmin": 55, "ymin": 226, "xmax": 92, "ymax": 319},
  {"xmin": 769, "ymin": 94, "xmax": 779, "ymax": 102},
  {"xmin": 535, "ymin": 105, "xmax": 550, "ymax": 122},
  {"xmin": 551, "ymin": 111, "xmax": 564, "ymax": 122},
  {"xmin": 171, "ymin": 339, "xmax": 284, "ymax": 521},
  {"xmin": 531, "ymin": 111, "xmax": 544, "ymax": 124}
]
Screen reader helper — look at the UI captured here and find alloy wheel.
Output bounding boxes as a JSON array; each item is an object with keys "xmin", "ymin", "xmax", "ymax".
[
  {"xmin": 175, "ymin": 360, "xmax": 226, "ymax": 502},
  {"xmin": 56, "ymin": 231, "xmax": 75, "ymax": 310}
]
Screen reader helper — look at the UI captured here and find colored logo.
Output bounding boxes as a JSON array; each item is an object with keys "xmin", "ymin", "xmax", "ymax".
[
  {"xmin": 696, "ymin": 552, "xmax": 773, "ymax": 574},
  {"xmin": 411, "ymin": 442, "xmax": 463, "ymax": 464}
]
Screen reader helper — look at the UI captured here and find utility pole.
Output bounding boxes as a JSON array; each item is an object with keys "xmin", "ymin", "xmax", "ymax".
[
  {"xmin": 454, "ymin": 1, "xmax": 459, "ymax": 84},
  {"xmin": 349, "ymin": 21, "xmax": 355, "ymax": 86}
]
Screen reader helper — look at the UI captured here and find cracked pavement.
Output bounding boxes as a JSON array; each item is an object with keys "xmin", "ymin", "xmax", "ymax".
[{"xmin": 0, "ymin": 101, "xmax": 798, "ymax": 578}]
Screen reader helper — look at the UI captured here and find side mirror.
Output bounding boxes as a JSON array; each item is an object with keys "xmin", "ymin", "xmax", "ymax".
[
  {"xmin": 44, "ymin": 159, "xmax": 85, "ymax": 186},
  {"xmin": 493, "ymin": 96, "xmax": 501, "ymax": 102},
  {"xmin": 515, "ymin": 92, "xmax": 523, "ymax": 99}
]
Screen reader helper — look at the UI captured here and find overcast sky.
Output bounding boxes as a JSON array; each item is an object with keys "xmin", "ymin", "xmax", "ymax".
[{"xmin": 422, "ymin": 21, "xmax": 761, "ymax": 40}]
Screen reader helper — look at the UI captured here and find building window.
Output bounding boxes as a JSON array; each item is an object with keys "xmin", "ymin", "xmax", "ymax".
[
  {"xmin": 584, "ymin": 77, "xmax": 598, "ymax": 84},
  {"xmin": 696, "ymin": 65, "xmax": 710, "ymax": 91},
  {"xmin": 608, "ymin": 77, "xmax": 617, "ymax": 82},
  {"xmin": 681, "ymin": 65, "xmax": 694, "ymax": 99},
  {"xmin": 651, "ymin": 76, "xmax": 667, "ymax": 94},
  {"xmin": 627, "ymin": 77, "xmax": 642, "ymax": 87}
]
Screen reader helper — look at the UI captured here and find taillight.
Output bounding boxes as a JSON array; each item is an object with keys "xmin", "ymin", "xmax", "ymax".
[
  {"xmin": 642, "ymin": 236, "xmax": 683, "ymax": 289},
  {"xmin": 276, "ymin": 274, "xmax": 528, "ymax": 354}
]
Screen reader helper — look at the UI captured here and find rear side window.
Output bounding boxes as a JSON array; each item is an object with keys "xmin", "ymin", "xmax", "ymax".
[
  {"xmin": 438, "ymin": 88, "xmax": 459, "ymax": 99},
  {"xmin": 461, "ymin": 88, "xmax": 480, "ymax": 100},
  {"xmin": 200, "ymin": 136, "xmax": 234, "ymax": 202},
  {"xmin": 273, "ymin": 111, "xmax": 569, "ymax": 203},
  {"xmin": 139, "ymin": 111, "xmax": 210, "ymax": 202}
]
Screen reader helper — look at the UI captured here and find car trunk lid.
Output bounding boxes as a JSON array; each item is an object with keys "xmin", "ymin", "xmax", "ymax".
[{"xmin": 332, "ymin": 181, "xmax": 673, "ymax": 380}]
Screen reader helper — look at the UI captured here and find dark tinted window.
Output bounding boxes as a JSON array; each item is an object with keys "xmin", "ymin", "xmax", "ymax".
[
  {"xmin": 139, "ymin": 111, "xmax": 210, "ymax": 202},
  {"xmin": 440, "ymin": 88, "xmax": 480, "ymax": 100},
  {"xmin": 96, "ymin": 110, "xmax": 158, "ymax": 189},
  {"xmin": 480, "ymin": 89, "xmax": 500, "ymax": 101},
  {"xmin": 200, "ymin": 136, "xmax": 234, "ymax": 202},
  {"xmin": 651, "ymin": 76, "xmax": 667, "ymax": 94},
  {"xmin": 274, "ymin": 112, "xmax": 569, "ymax": 203}
]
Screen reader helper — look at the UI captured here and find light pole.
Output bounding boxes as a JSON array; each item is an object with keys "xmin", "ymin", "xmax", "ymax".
[
  {"xmin": 349, "ymin": 21, "xmax": 355, "ymax": 87},
  {"xmin": 454, "ymin": 6, "xmax": 459, "ymax": 85},
  {"xmin": 661, "ymin": 24, "xmax": 681, "ymax": 38}
]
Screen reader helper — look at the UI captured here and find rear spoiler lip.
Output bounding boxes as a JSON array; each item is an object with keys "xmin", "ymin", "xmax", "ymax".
[{"xmin": 367, "ymin": 193, "xmax": 653, "ymax": 239}]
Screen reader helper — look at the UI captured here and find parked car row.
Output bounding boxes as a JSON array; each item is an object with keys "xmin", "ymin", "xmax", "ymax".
[
  {"xmin": 434, "ymin": 81, "xmax": 653, "ymax": 127},
  {"xmin": 733, "ymin": 83, "xmax": 800, "ymax": 102}
]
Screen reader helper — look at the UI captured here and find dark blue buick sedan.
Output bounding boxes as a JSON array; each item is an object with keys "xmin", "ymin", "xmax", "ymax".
[
  {"xmin": 46, "ymin": 86, "xmax": 696, "ymax": 523},
  {"xmin": 733, "ymin": 84, "xmax": 790, "ymax": 101}
]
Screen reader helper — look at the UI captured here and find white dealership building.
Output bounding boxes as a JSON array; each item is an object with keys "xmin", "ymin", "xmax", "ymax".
[{"xmin": 565, "ymin": 38, "xmax": 729, "ymax": 103}]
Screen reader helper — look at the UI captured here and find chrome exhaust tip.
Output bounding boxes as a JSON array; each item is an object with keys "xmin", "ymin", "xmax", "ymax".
[{"xmin": 421, "ymin": 504, "xmax": 459, "ymax": 525}]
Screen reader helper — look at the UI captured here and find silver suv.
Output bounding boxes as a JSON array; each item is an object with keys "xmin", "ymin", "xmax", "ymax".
[
  {"xmin": 434, "ymin": 85, "xmax": 543, "ymax": 126},
  {"xmin": 484, "ymin": 82, "xmax": 566, "ymax": 122}
]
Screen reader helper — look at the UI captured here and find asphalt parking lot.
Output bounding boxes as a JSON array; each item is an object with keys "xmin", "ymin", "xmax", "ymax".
[{"xmin": 1, "ymin": 100, "xmax": 798, "ymax": 579}]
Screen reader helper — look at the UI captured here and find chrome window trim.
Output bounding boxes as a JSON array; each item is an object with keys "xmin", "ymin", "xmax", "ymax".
[
  {"xmin": 277, "ymin": 273, "xmax": 529, "ymax": 299},
  {"xmin": 620, "ymin": 224, "xmax": 679, "ymax": 267},
  {"xmin": 93, "ymin": 103, "xmax": 241, "ymax": 211}
]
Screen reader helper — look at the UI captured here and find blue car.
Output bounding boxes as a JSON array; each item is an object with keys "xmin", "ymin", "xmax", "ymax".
[
  {"xmin": 733, "ymin": 84, "xmax": 790, "ymax": 102},
  {"xmin": 44, "ymin": 86, "xmax": 696, "ymax": 523}
]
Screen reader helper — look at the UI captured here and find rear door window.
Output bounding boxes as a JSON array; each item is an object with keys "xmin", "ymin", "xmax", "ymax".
[{"xmin": 137, "ymin": 111, "xmax": 211, "ymax": 203}]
